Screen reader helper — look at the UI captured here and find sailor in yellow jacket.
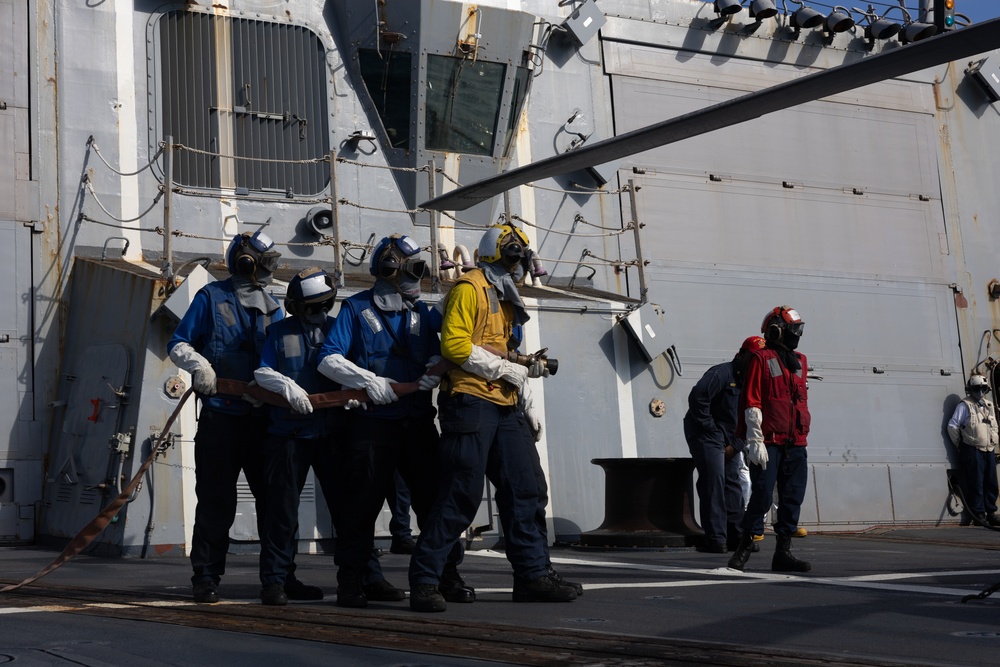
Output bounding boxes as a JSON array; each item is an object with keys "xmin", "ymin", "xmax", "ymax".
[{"xmin": 407, "ymin": 223, "xmax": 578, "ymax": 612}]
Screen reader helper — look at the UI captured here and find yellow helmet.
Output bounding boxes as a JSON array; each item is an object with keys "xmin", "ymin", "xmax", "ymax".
[{"xmin": 478, "ymin": 223, "xmax": 530, "ymax": 266}]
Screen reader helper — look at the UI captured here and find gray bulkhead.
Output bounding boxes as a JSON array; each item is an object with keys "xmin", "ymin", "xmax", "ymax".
[{"xmin": 9, "ymin": 0, "xmax": 1000, "ymax": 555}]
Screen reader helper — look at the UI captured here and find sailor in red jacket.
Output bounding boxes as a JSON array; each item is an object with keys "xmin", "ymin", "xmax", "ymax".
[{"xmin": 728, "ymin": 306, "xmax": 812, "ymax": 573}]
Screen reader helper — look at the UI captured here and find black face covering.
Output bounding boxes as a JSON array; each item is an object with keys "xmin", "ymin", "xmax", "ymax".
[
  {"xmin": 784, "ymin": 331, "xmax": 801, "ymax": 350},
  {"xmin": 776, "ymin": 345, "xmax": 801, "ymax": 373}
]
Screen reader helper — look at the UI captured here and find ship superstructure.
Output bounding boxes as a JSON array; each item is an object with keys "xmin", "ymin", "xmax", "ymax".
[{"xmin": 1, "ymin": 0, "xmax": 997, "ymax": 555}]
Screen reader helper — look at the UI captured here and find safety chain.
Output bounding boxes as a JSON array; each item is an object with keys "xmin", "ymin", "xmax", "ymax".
[
  {"xmin": 511, "ymin": 213, "xmax": 630, "ymax": 238},
  {"xmin": 171, "ymin": 186, "xmax": 331, "ymax": 205},
  {"xmin": 174, "ymin": 143, "xmax": 328, "ymax": 165},
  {"xmin": 582, "ymin": 248, "xmax": 642, "ymax": 269},
  {"xmin": 83, "ymin": 178, "xmax": 164, "ymax": 223},
  {"xmin": 87, "ymin": 136, "xmax": 165, "ymax": 177},
  {"xmin": 336, "ymin": 156, "xmax": 431, "ymax": 174}
]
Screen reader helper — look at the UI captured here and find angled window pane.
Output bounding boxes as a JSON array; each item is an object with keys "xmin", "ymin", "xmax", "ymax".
[
  {"xmin": 502, "ymin": 66, "xmax": 530, "ymax": 158},
  {"xmin": 358, "ymin": 48, "xmax": 412, "ymax": 150},
  {"xmin": 424, "ymin": 55, "xmax": 505, "ymax": 156}
]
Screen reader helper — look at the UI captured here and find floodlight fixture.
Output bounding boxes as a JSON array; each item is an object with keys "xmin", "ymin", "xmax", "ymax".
[
  {"xmin": 887, "ymin": 2, "xmax": 936, "ymax": 43},
  {"xmin": 715, "ymin": 0, "xmax": 744, "ymax": 16},
  {"xmin": 857, "ymin": 3, "xmax": 903, "ymax": 45},
  {"xmin": 867, "ymin": 17, "xmax": 901, "ymax": 40},
  {"xmin": 901, "ymin": 20, "xmax": 938, "ymax": 41},
  {"xmin": 788, "ymin": 0, "xmax": 825, "ymax": 29},
  {"xmin": 825, "ymin": 6, "xmax": 855, "ymax": 33},
  {"xmin": 749, "ymin": 0, "xmax": 779, "ymax": 20}
]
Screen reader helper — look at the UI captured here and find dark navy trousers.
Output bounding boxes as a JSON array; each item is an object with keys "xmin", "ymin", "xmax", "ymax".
[
  {"xmin": 190, "ymin": 409, "xmax": 267, "ymax": 585},
  {"xmin": 333, "ymin": 412, "xmax": 462, "ymax": 585},
  {"xmin": 410, "ymin": 393, "xmax": 548, "ymax": 587},
  {"xmin": 258, "ymin": 431, "xmax": 385, "ymax": 586},
  {"xmin": 741, "ymin": 444, "xmax": 808, "ymax": 538},
  {"xmin": 959, "ymin": 444, "xmax": 999, "ymax": 516},
  {"xmin": 687, "ymin": 435, "xmax": 746, "ymax": 546}
]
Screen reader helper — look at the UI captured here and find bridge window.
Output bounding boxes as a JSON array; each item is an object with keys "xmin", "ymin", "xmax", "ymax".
[
  {"xmin": 424, "ymin": 55, "xmax": 505, "ymax": 156},
  {"xmin": 358, "ymin": 49, "xmax": 412, "ymax": 151}
]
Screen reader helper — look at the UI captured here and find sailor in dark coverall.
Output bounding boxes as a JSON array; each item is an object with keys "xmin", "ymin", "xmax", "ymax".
[{"xmin": 683, "ymin": 336, "xmax": 763, "ymax": 553}]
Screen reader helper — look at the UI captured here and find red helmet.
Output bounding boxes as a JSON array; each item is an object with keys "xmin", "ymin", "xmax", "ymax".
[{"xmin": 761, "ymin": 306, "xmax": 804, "ymax": 342}]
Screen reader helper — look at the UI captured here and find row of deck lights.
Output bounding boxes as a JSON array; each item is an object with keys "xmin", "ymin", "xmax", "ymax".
[{"xmin": 712, "ymin": 0, "xmax": 939, "ymax": 42}]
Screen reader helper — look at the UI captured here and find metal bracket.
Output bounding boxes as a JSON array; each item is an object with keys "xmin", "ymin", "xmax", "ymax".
[
  {"xmin": 150, "ymin": 428, "xmax": 180, "ymax": 457},
  {"xmin": 109, "ymin": 431, "xmax": 133, "ymax": 455}
]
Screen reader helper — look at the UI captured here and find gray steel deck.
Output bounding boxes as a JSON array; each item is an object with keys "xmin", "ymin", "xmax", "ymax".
[{"xmin": 1, "ymin": 527, "xmax": 999, "ymax": 666}]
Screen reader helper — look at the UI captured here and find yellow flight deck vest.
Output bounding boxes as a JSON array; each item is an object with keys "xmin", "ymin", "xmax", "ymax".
[{"xmin": 443, "ymin": 269, "xmax": 518, "ymax": 406}]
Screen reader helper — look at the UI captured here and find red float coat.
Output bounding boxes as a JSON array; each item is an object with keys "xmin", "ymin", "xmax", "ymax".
[{"xmin": 736, "ymin": 347, "xmax": 811, "ymax": 447}]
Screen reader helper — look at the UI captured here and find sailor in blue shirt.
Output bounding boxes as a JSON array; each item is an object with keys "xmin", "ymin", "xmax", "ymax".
[
  {"xmin": 167, "ymin": 230, "xmax": 285, "ymax": 604},
  {"xmin": 317, "ymin": 234, "xmax": 472, "ymax": 608}
]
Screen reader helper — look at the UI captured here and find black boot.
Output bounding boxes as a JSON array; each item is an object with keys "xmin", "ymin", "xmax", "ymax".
[
  {"xmin": 440, "ymin": 563, "xmax": 476, "ymax": 603},
  {"xmin": 548, "ymin": 565, "xmax": 583, "ymax": 597},
  {"xmin": 336, "ymin": 570, "xmax": 367, "ymax": 608},
  {"xmin": 771, "ymin": 535, "xmax": 811, "ymax": 572},
  {"xmin": 727, "ymin": 532, "xmax": 755, "ymax": 571}
]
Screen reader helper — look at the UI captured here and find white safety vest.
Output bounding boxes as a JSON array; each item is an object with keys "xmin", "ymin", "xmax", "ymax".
[{"xmin": 957, "ymin": 398, "xmax": 999, "ymax": 453}]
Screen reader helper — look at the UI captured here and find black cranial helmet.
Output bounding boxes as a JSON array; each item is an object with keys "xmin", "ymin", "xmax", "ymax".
[{"xmin": 285, "ymin": 267, "xmax": 336, "ymax": 318}]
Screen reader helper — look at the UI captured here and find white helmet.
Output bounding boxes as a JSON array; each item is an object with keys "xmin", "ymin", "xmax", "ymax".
[{"xmin": 968, "ymin": 374, "xmax": 990, "ymax": 394}]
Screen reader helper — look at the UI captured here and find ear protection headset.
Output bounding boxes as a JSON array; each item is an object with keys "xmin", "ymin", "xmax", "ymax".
[
  {"xmin": 226, "ymin": 230, "xmax": 278, "ymax": 277},
  {"xmin": 761, "ymin": 306, "xmax": 803, "ymax": 343}
]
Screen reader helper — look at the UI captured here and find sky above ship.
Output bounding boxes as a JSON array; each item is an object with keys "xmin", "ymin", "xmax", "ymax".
[{"xmin": 698, "ymin": 1, "xmax": 999, "ymax": 24}]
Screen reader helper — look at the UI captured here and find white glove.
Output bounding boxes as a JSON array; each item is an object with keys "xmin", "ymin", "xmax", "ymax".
[
  {"xmin": 364, "ymin": 376, "xmax": 399, "ymax": 405},
  {"xmin": 344, "ymin": 399, "xmax": 367, "ymax": 411},
  {"xmin": 169, "ymin": 342, "xmax": 217, "ymax": 396},
  {"xmin": 419, "ymin": 374, "xmax": 442, "ymax": 391},
  {"xmin": 460, "ymin": 346, "xmax": 528, "ymax": 389},
  {"xmin": 519, "ymin": 381, "xmax": 542, "ymax": 442},
  {"xmin": 744, "ymin": 407, "xmax": 768, "ymax": 467},
  {"xmin": 255, "ymin": 367, "xmax": 313, "ymax": 415},
  {"xmin": 318, "ymin": 353, "xmax": 377, "ymax": 389},
  {"xmin": 192, "ymin": 368, "xmax": 217, "ymax": 396},
  {"xmin": 526, "ymin": 359, "xmax": 549, "ymax": 379},
  {"xmin": 241, "ymin": 379, "xmax": 265, "ymax": 408},
  {"xmin": 418, "ymin": 356, "xmax": 444, "ymax": 391}
]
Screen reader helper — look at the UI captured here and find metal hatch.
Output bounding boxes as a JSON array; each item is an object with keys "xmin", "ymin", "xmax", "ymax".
[{"xmin": 46, "ymin": 344, "xmax": 130, "ymax": 537}]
